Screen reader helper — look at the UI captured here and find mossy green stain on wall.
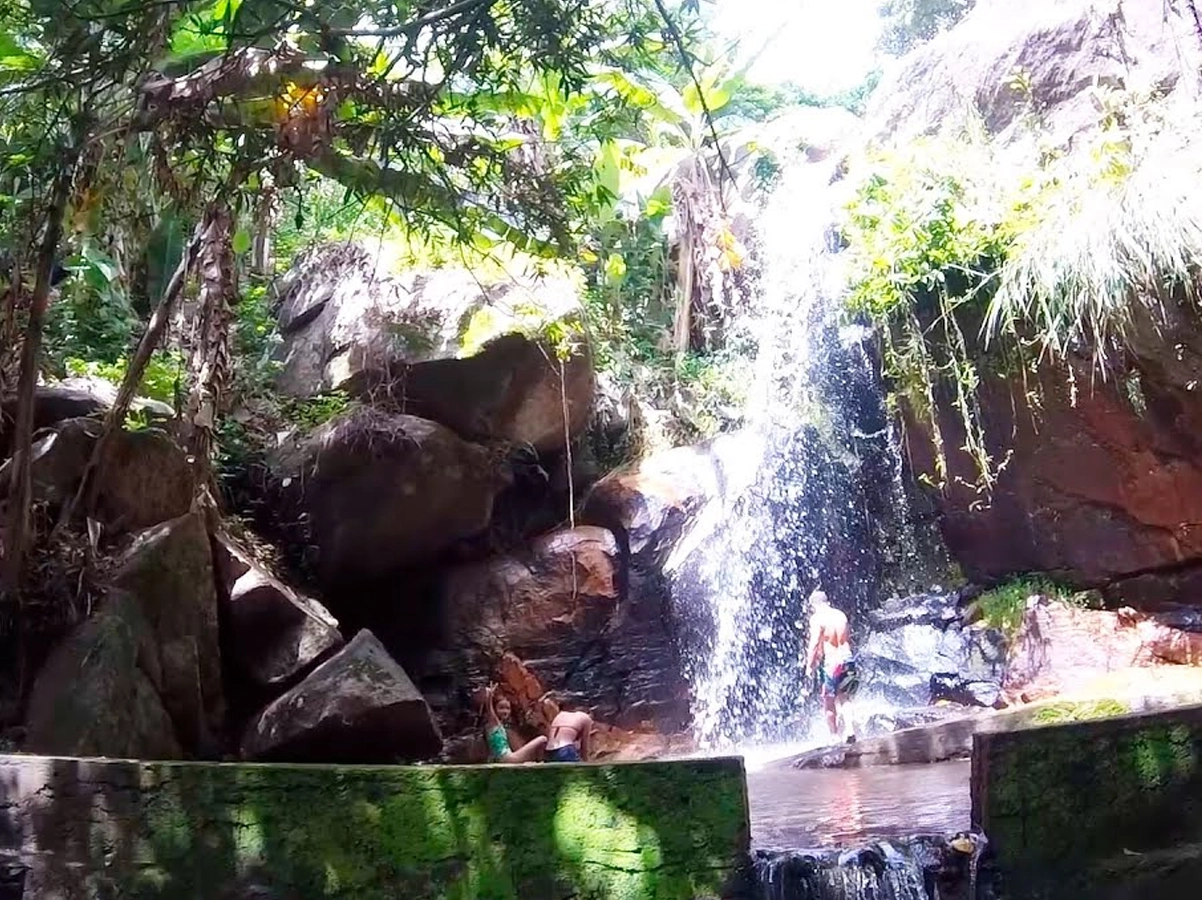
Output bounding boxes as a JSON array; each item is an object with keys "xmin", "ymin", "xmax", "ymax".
[
  {"xmin": 95, "ymin": 758, "xmax": 749, "ymax": 900},
  {"xmin": 973, "ymin": 703, "xmax": 1202, "ymax": 887}
]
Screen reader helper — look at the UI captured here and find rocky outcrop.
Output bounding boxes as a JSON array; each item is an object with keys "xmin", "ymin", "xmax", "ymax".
[
  {"xmin": 0, "ymin": 376, "xmax": 173, "ymax": 458},
  {"xmin": 269, "ymin": 406, "xmax": 508, "ymax": 588},
  {"xmin": 211, "ymin": 532, "xmax": 343, "ymax": 688},
  {"xmin": 906, "ymin": 354, "xmax": 1202, "ymax": 592},
  {"xmin": 871, "ymin": 0, "xmax": 1202, "ymax": 601},
  {"xmin": 274, "ymin": 244, "xmax": 595, "ymax": 452},
  {"xmin": 241, "ymin": 629, "xmax": 442, "ymax": 762},
  {"xmin": 868, "ymin": 0, "xmax": 1202, "ymax": 148},
  {"xmin": 582, "ymin": 445, "xmax": 717, "ymax": 568},
  {"xmin": 24, "ymin": 593, "xmax": 181, "ymax": 759},
  {"xmin": 113, "ymin": 511, "xmax": 224, "ymax": 753},
  {"xmin": 0, "ymin": 417, "xmax": 195, "ymax": 533},
  {"xmin": 858, "ymin": 592, "xmax": 1006, "ymax": 709},
  {"xmin": 1005, "ymin": 597, "xmax": 1202, "ymax": 702},
  {"xmin": 435, "ymin": 526, "xmax": 689, "ymax": 731}
]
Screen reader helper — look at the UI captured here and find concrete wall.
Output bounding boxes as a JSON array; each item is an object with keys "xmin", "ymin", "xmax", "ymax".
[
  {"xmin": 972, "ymin": 703, "xmax": 1202, "ymax": 898},
  {"xmin": 0, "ymin": 754, "xmax": 750, "ymax": 900}
]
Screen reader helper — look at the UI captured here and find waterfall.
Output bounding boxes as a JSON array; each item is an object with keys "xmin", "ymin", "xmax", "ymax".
[
  {"xmin": 671, "ymin": 146, "xmax": 929, "ymax": 750},
  {"xmin": 753, "ymin": 843, "xmax": 940, "ymax": 900}
]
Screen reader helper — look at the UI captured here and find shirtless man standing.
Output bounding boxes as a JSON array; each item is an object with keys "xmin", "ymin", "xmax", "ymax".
[{"xmin": 804, "ymin": 590, "xmax": 859, "ymax": 740}]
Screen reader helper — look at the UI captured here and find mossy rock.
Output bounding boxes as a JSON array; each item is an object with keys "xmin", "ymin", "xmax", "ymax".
[{"xmin": 2, "ymin": 755, "xmax": 751, "ymax": 900}]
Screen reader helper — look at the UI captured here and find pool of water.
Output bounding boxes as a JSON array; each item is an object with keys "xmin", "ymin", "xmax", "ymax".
[{"xmin": 747, "ymin": 759, "xmax": 972, "ymax": 849}]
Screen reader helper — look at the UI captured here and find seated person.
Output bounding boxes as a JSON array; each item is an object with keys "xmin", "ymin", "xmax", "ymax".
[
  {"xmin": 541, "ymin": 692, "xmax": 593, "ymax": 762},
  {"xmin": 482, "ymin": 684, "xmax": 546, "ymax": 763}
]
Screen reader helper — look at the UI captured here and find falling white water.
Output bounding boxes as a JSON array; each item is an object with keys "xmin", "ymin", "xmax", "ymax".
[{"xmin": 670, "ymin": 141, "xmax": 927, "ymax": 753}]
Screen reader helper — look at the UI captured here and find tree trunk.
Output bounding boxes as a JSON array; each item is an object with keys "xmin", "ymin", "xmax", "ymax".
[
  {"xmin": 181, "ymin": 201, "xmax": 235, "ymax": 478},
  {"xmin": 251, "ymin": 189, "xmax": 276, "ymax": 276},
  {"xmin": 1, "ymin": 166, "xmax": 75, "ymax": 595},
  {"xmin": 672, "ymin": 233, "xmax": 695, "ymax": 363}
]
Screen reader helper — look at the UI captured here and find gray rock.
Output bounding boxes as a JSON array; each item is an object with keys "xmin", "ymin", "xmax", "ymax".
[
  {"xmin": 269, "ymin": 407, "xmax": 509, "ymax": 587},
  {"xmin": 113, "ymin": 511, "xmax": 224, "ymax": 753},
  {"xmin": 241, "ymin": 629, "xmax": 442, "ymax": 762},
  {"xmin": 24, "ymin": 592, "xmax": 182, "ymax": 759},
  {"xmin": 857, "ymin": 591, "xmax": 1006, "ymax": 707},
  {"xmin": 867, "ymin": 0, "xmax": 1202, "ymax": 148},
  {"xmin": 0, "ymin": 376, "xmax": 173, "ymax": 458},
  {"xmin": 211, "ymin": 533, "xmax": 343, "ymax": 688},
  {"xmin": 0, "ymin": 417, "xmax": 195, "ymax": 533},
  {"xmin": 273, "ymin": 243, "xmax": 594, "ymax": 452}
]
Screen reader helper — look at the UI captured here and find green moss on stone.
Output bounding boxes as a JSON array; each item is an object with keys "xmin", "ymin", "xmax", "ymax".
[
  {"xmin": 1031, "ymin": 698, "xmax": 1129, "ymax": 726},
  {"xmin": 105, "ymin": 759, "xmax": 747, "ymax": 900},
  {"xmin": 976, "ymin": 705, "xmax": 1202, "ymax": 893}
]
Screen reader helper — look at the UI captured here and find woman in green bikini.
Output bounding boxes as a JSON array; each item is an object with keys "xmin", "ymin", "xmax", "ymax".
[{"xmin": 482, "ymin": 684, "xmax": 547, "ymax": 763}]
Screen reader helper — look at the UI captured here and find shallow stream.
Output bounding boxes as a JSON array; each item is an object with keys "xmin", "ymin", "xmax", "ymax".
[{"xmin": 747, "ymin": 759, "xmax": 971, "ymax": 849}]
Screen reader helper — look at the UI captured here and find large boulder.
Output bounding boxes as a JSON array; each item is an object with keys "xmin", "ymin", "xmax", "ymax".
[
  {"xmin": 269, "ymin": 407, "xmax": 509, "ymax": 588},
  {"xmin": 113, "ymin": 511, "xmax": 224, "ymax": 753},
  {"xmin": 867, "ymin": 0, "xmax": 1202, "ymax": 148},
  {"xmin": 0, "ymin": 417, "xmax": 195, "ymax": 533},
  {"xmin": 0, "ymin": 376, "xmax": 173, "ymax": 458},
  {"xmin": 434, "ymin": 526, "xmax": 688, "ymax": 730},
  {"xmin": 24, "ymin": 593, "xmax": 182, "ymax": 759},
  {"xmin": 274, "ymin": 244, "xmax": 595, "ymax": 452},
  {"xmin": 582, "ymin": 435, "xmax": 759, "ymax": 569},
  {"xmin": 211, "ymin": 532, "xmax": 343, "ymax": 688},
  {"xmin": 857, "ymin": 592, "xmax": 1006, "ymax": 709},
  {"xmin": 240, "ymin": 629, "xmax": 442, "ymax": 762}
]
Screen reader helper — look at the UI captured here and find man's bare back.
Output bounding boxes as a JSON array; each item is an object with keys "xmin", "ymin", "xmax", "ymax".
[{"xmin": 804, "ymin": 590, "xmax": 858, "ymax": 739}]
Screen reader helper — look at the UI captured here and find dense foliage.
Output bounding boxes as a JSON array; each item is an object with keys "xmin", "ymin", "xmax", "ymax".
[{"xmin": 841, "ymin": 87, "xmax": 1202, "ymax": 492}]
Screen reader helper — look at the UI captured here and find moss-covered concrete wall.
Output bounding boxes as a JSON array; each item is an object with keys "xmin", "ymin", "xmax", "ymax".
[
  {"xmin": 972, "ymin": 703, "xmax": 1202, "ymax": 897},
  {"xmin": 0, "ymin": 754, "xmax": 750, "ymax": 900}
]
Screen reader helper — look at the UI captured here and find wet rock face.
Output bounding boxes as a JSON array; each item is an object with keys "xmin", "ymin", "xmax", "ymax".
[
  {"xmin": 433, "ymin": 526, "xmax": 690, "ymax": 732},
  {"xmin": 211, "ymin": 533, "xmax": 343, "ymax": 689},
  {"xmin": 273, "ymin": 243, "xmax": 595, "ymax": 452},
  {"xmin": 906, "ymin": 356, "xmax": 1202, "ymax": 597},
  {"xmin": 269, "ymin": 407, "xmax": 508, "ymax": 589},
  {"xmin": 241, "ymin": 629, "xmax": 442, "ymax": 762},
  {"xmin": 581, "ymin": 444, "xmax": 717, "ymax": 567},
  {"xmin": 857, "ymin": 592, "xmax": 1006, "ymax": 710}
]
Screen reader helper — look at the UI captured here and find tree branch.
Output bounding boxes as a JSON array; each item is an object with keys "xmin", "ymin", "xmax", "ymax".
[{"xmin": 1, "ymin": 161, "xmax": 75, "ymax": 596}]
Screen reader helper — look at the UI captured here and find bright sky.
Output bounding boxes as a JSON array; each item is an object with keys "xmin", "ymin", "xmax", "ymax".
[{"xmin": 709, "ymin": 0, "xmax": 882, "ymax": 93}]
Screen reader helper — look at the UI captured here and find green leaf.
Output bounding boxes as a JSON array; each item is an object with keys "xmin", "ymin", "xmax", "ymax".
[
  {"xmin": 644, "ymin": 184, "xmax": 673, "ymax": 219},
  {"xmin": 604, "ymin": 252, "xmax": 627, "ymax": 286},
  {"xmin": 232, "ymin": 228, "xmax": 252, "ymax": 255}
]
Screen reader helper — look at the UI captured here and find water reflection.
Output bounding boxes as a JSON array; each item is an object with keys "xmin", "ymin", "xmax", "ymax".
[{"xmin": 748, "ymin": 760, "xmax": 971, "ymax": 848}]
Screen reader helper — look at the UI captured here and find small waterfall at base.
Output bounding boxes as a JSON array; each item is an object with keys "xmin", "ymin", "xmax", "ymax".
[
  {"xmin": 755, "ymin": 847, "xmax": 930, "ymax": 900},
  {"xmin": 674, "ymin": 151, "xmax": 927, "ymax": 752},
  {"xmin": 752, "ymin": 837, "xmax": 985, "ymax": 900}
]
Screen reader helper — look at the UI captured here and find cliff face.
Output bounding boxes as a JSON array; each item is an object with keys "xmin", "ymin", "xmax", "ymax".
[{"xmin": 876, "ymin": 0, "xmax": 1202, "ymax": 602}]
